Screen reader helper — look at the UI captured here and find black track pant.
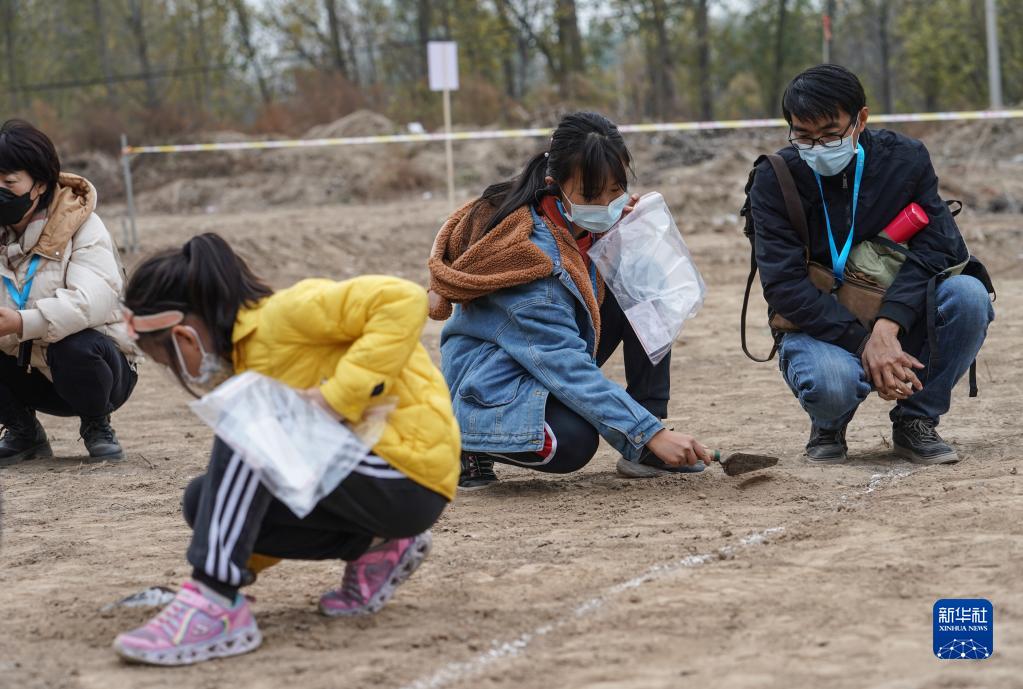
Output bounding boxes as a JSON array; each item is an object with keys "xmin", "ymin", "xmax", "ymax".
[
  {"xmin": 185, "ymin": 438, "xmax": 447, "ymax": 597},
  {"xmin": 487, "ymin": 289, "xmax": 671, "ymax": 474}
]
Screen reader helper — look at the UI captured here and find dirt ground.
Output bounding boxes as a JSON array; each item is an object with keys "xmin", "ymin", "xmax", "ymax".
[{"xmin": 1, "ymin": 145, "xmax": 1021, "ymax": 689}]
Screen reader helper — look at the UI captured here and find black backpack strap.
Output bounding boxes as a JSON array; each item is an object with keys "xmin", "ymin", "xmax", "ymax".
[
  {"xmin": 739, "ymin": 156, "xmax": 782, "ymax": 362},
  {"xmin": 741, "ymin": 248, "xmax": 779, "ymax": 362},
  {"xmin": 765, "ymin": 154, "xmax": 810, "ymax": 251}
]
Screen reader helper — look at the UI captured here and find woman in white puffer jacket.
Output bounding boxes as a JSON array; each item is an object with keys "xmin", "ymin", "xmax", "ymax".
[{"xmin": 0, "ymin": 119, "xmax": 137, "ymax": 465}]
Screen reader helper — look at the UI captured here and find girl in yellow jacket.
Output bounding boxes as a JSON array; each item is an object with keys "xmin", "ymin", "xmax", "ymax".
[{"xmin": 112, "ymin": 233, "xmax": 459, "ymax": 667}]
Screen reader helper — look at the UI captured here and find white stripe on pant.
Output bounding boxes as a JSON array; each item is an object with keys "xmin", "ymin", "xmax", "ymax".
[{"xmin": 205, "ymin": 451, "xmax": 260, "ymax": 587}]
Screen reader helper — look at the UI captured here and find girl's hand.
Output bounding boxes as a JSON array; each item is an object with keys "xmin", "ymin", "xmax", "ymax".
[
  {"xmin": 0, "ymin": 307, "xmax": 23, "ymax": 337},
  {"xmin": 298, "ymin": 387, "xmax": 342, "ymax": 421},
  {"xmin": 620, "ymin": 193, "xmax": 642, "ymax": 217},
  {"xmin": 645, "ymin": 428, "xmax": 710, "ymax": 467}
]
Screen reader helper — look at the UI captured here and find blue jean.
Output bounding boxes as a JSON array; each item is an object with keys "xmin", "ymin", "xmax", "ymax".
[{"xmin": 778, "ymin": 276, "xmax": 994, "ymax": 430}]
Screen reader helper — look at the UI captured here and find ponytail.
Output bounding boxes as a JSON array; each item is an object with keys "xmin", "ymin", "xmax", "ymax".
[
  {"xmin": 125, "ymin": 233, "xmax": 273, "ymax": 358},
  {"xmin": 479, "ymin": 111, "xmax": 633, "ymax": 233}
]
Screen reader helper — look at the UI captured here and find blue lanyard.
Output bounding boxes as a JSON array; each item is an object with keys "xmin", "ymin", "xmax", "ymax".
[
  {"xmin": 814, "ymin": 143, "xmax": 865, "ymax": 284},
  {"xmin": 4, "ymin": 255, "xmax": 43, "ymax": 309}
]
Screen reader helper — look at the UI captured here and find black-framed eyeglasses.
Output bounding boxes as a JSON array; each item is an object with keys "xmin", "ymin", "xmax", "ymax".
[{"xmin": 788, "ymin": 117, "xmax": 858, "ymax": 150}]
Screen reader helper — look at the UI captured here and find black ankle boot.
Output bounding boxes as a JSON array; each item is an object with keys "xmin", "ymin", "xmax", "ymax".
[
  {"xmin": 892, "ymin": 417, "xmax": 958, "ymax": 465},
  {"xmin": 0, "ymin": 408, "xmax": 52, "ymax": 467},
  {"xmin": 80, "ymin": 415, "xmax": 124, "ymax": 461},
  {"xmin": 806, "ymin": 422, "xmax": 848, "ymax": 463},
  {"xmin": 458, "ymin": 453, "xmax": 498, "ymax": 490}
]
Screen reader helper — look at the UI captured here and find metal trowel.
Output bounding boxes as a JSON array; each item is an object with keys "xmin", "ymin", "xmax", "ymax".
[{"xmin": 709, "ymin": 449, "xmax": 779, "ymax": 476}]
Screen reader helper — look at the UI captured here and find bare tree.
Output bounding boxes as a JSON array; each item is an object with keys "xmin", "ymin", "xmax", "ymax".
[
  {"xmin": 626, "ymin": 0, "xmax": 680, "ymax": 119},
  {"xmin": 767, "ymin": 0, "xmax": 789, "ymax": 114},
  {"xmin": 876, "ymin": 0, "xmax": 894, "ymax": 113},
  {"xmin": 195, "ymin": 0, "xmax": 210, "ymax": 112},
  {"xmin": 556, "ymin": 0, "xmax": 584, "ymax": 83},
  {"xmin": 417, "ymin": 0, "xmax": 432, "ymax": 80},
  {"xmin": 501, "ymin": 0, "xmax": 581, "ymax": 97},
  {"xmin": 90, "ymin": 0, "xmax": 118, "ymax": 105},
  {"xmin": 230, "ymin": 0, "xmax": 274, "ymax": 106},
  {"xmin": 4, "ymin": 0, "xmax": 20, "ymax": 110},
  {"xmin": 124, "ymin": 0, "xmax": 160, "ymax": 108},
  {"xmin": 695, "ymin": 0, "xmax": 713, "ymax": 120},
  {"xmin": 324, "ymin": 0, "xmax": 354, "ymax": 81}
]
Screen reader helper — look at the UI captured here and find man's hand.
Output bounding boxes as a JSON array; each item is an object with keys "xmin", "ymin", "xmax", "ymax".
[
  {"xmin": 645, "ymin": 428, "xmax": 710, "ymax": 467},
  {"xmin": 861, "ymin": 318, "xmax": 924, "ymax": 400},
  {"xmin": 0, "ymin": 307, "xmax": 23, "ymax": 338}
]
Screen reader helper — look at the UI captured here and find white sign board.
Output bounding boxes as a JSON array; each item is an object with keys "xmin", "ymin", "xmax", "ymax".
[{"xmin": 428, "ymin": 41, "xmax": 459, "ymax": 92}]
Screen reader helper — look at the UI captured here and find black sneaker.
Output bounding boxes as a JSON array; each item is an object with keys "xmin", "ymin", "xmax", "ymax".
[
  {"xmin": 806, "ymin": 423, "xmax": 848, "ymax": 463},
  {"xmin": 458, "ymin": 453, "xmax": 497, "ymax": 490},
  {"xmin": 892, "ymin": 417, "xmax": 958, "ymax": 465},
  {"xmin": 616, "ymin": 447, "xmax": 706, "ymax": 478},
  {"xmin": 0, "ymin": 412, "xmax": 52, "ymax": 467},
  {"xmin": 80, "ymin": 415, "xmax": 124, "ymax": 462}
]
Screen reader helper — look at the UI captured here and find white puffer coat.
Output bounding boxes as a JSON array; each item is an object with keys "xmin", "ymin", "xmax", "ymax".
[{"xmin": 0, "ymin": 173, "xmax": 135, "ymax": 379}]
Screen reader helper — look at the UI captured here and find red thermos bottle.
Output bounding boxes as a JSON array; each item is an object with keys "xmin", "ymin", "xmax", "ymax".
[{"xmin": 883, "ymin": 202, "xmax": 929, "ymax": 243}]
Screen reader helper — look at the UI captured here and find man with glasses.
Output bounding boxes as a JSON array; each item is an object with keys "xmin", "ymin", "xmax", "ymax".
[{"xmin": 748, "ymin": 64, "xmax": 993, "ymax": 464}]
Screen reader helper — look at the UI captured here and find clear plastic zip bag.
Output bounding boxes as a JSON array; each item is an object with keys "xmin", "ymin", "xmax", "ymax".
[
  {"xmin": 190, "ymin": 372, "xmax": 386, "ymax": 518},
  {"xmin": 587, "ymin": 191, "xmax": 705, "ymax": 364}
]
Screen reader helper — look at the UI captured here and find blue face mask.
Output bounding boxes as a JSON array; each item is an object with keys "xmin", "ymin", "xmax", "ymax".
[
  {"xmin": 797, "ymin": 122, "xmax": 859, "ymax": 177},
  {"xmin": 563, "ymin": 192, "xmax": 629, "ymax": 233}
]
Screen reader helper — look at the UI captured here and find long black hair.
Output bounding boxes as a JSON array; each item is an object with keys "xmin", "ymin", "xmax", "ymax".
[
  {"xmin": 0, "ymin": 119, "xmax": 61, "ymax": 211},
  {"xmin": 480, "ymin": 111, "xmax": 632, "ymax": 233},
  {"xmin": 125, "ymin": 233, "xmax": 273, "ymax": 359}
]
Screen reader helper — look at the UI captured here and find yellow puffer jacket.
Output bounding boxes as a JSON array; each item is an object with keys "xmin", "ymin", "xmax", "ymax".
[{"xmin": 231, "ymin": 276, "xmax": 460, "ymax": 500}]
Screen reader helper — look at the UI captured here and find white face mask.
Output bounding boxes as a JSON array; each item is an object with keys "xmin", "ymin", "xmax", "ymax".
[
  {"xmin": 563, "ymin": 192, "xmax": 630, "ymax": 233},
  {"xmin": 797, "ymin": 118, "xmax": 859, "ymax": 177},
  {"xmin": 171, "ymin": 326, "xmax": 232, "ymax": 395}
]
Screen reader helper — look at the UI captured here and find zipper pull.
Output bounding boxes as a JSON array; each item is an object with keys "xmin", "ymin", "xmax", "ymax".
[{"xmin": 842, "ymin": 173, "xmax": 848, "ymax": 190}]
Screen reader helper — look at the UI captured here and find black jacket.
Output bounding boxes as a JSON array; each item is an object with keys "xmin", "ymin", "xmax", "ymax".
[{"xmin": 749, "ymin": 127, "xmax": 969, "ymax": 354}]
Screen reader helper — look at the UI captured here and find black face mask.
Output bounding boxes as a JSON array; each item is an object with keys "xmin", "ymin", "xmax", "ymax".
[{"xmin": 0, "ymin": 187, "xmax": 36, "ymax": 227}]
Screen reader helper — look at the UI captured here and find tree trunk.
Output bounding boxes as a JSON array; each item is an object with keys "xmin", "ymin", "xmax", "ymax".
[
  {"xmin": 495, "ymin": 2, "xmax": 518, "ymax": 98},
  {"xmin": 3, "ymin": 0, "xmax": 19, "ymax": 110},
  {"xmin": 556, "ymin": 0, "xmax": 584, "ymax": 96},
  {"xmin": 126, "ymin": 0, "xmax": 160, "ymax": 109},
  {"xmin": 195, "ymin": 0, "xmax": 209, "ymax": 113},
  {"xmin": 768, "ymin": 0, "xmax": 789, "ymax": 114},
  {"xmin": 339, "ymin": 7, "xmax": 362, "ymax": 86},
  {"xmin": 324, "ymin": 0, "xmax": 350, "ymax": 78},
  {"xmin": 877, "ymin": 0, "xmax": 894, "ymax": 113},
  {"xmin": 696, "ymin": 0, "xmax": 713, "ymax": 120},
  {"xmin": 824, "ymin": 0, "xmax": 836, "ymax": 63},
  {"xmin": 231, "ymin": 0, "xmax": 274, "ymax": 105},
  {"xmin": 90, "ymin": 0, "xmax": 118, "ymax": 105},
  {"xmin": 417, "ymin": 0, "xmax": 432, "ymax": 80},
  {"xmin": 651, "ymin": 0, "xmax": 678, "ymax": 119}
]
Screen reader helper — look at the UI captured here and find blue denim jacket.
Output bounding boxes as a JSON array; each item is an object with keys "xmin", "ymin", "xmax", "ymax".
[{"xmin": 440, "ymin": 206, "xmax": 663, "ymax": 460}]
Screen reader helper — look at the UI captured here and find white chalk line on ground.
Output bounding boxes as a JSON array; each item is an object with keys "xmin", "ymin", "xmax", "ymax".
[
  {"xmin": 398, "ymin": 466, "xmax": 924, "ymax": 689},
  {"xmin": 397, "ymin": 527, "xmax": 784, "ymax": 689},
  {"xmin": 864, "ymin": 466, "xmax": 921, "ymax": 494}
]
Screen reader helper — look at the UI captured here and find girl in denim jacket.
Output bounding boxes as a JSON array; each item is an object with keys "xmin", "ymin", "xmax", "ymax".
[{"xmin": 428, "ymin": 112, "xmax": 709, "ymax": 489}]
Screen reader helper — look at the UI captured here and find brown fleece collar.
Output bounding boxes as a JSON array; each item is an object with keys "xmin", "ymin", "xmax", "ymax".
[
  {"xmin": 33, "ymin": 173, "xmax": 97, "ymax": 260},
  {"xmin": 427, "ymin": 197, "xmax": 603, "ymax": 349}
]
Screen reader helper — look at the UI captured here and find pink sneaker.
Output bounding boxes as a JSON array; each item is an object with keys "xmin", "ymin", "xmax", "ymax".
[
  {"xmin": 319, "ymin": 531, "xmax": 432, "ymax": 617},
  {"xmin": 113, "ymin": 581, "xmax": 261, "ymax": 666}
]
